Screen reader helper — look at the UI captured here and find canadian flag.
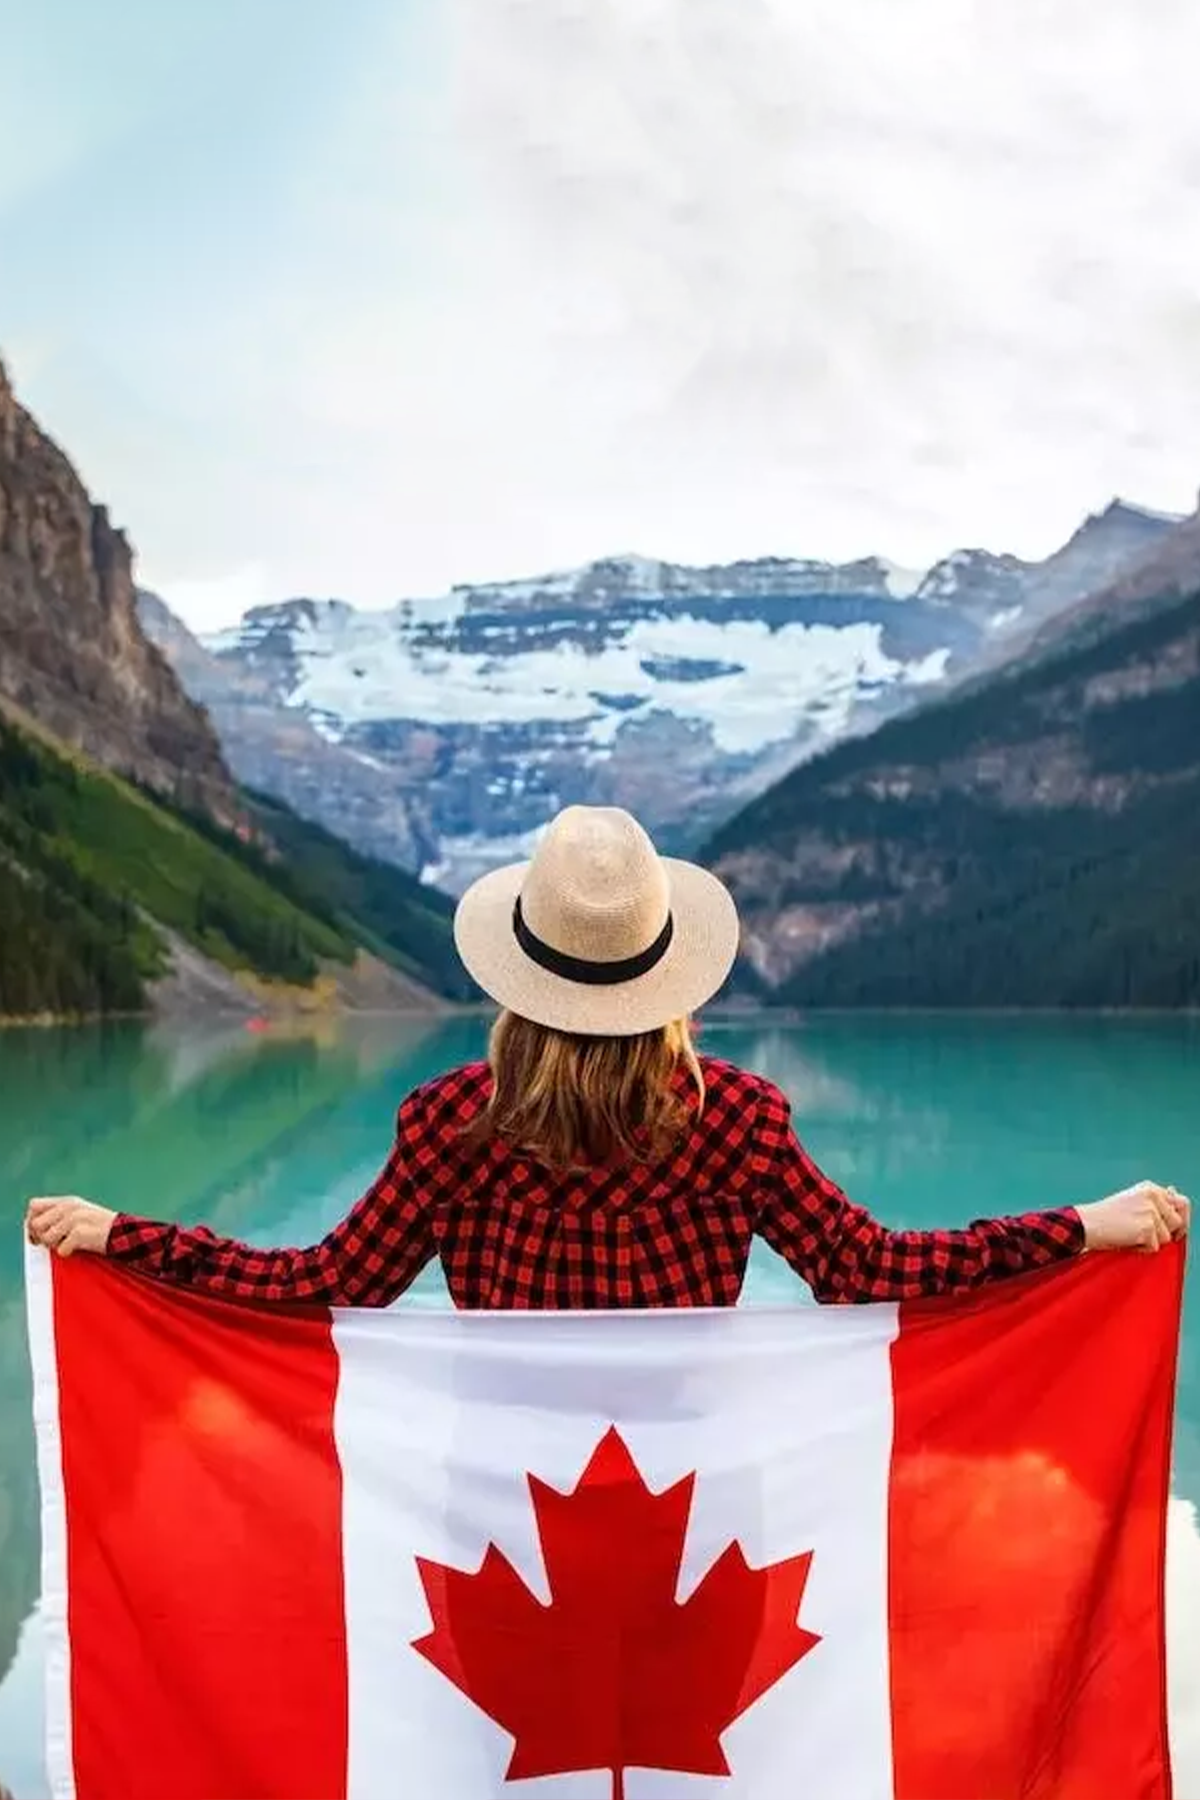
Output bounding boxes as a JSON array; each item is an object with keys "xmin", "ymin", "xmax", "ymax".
[{"xmin": 26, "ymin": 1243, "xmax": 1182, "ymax": 1800}]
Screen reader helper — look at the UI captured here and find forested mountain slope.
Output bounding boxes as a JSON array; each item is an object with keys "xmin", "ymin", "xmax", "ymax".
[
  {"xmin": 0, "ymin": 710, "xmax": 465, "ymax": 1018},
  {"xmin": 706, "ymin": 584, "xmax": 1200, "ymax": 1007}
]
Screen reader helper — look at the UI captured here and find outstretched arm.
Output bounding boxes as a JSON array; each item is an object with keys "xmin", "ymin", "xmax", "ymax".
[
  {"xmin": 26, "ymin": 1104, "xmax": 435, "ymax": 1308},
  {"xmin": 752, "ymin": 1083, "xmax": 1187, "ymax": 1303}
]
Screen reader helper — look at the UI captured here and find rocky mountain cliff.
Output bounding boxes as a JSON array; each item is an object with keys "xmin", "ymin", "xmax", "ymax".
[
  {"xmin": 907, "ymin": 500, "xmax": 1173, "ymax": 632},
  {"xmin": 1025, "ymin": 497, "xmax": 1200, "ymax": 661},
  {"xmin": 0, "ymin": 363, "xmax": 459, "ymax": 1019},
  {"xmin": 149, "ymin": 506, "xmax": 1174, "ymax": 892},
  {"xmin": 0, "ymin": 360, "xmax": 235, "ymax": 819},
  {"xmin": 138, "ymin": 592, "xmax": 427, "ymax": 870},
  {"xmin": 705, "ymin": 508, "xmax": 1200, "ymax": 1005}
]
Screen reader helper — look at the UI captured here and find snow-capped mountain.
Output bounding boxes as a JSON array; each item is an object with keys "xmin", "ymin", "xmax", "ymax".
[
  {"xmin": 914, "ymin": 547, "xmax": 1030, "ymax": 614},
  {"xmin": 145, "ymin": 506, "xmax": 1178, "ymax": 892},
  {"xmin": 197, "ymin": 556, "xmax": 973, "ymax": 890}
]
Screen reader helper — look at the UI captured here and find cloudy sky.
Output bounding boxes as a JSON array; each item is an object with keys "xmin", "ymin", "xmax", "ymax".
[{"xmin": 3, "ymin": 0, "xmax": 1200, "ymax": 630}]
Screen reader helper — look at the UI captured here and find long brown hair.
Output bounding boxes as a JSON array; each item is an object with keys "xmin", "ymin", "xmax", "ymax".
[{"xmin": 480, "ymin": 1010, "xmax": 704, "ymax": 1170}]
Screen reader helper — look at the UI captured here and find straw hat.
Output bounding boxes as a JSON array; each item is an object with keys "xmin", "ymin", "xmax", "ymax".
[{"xmin": 453, "ymin": 805, "xmax": 740, "ymax": 1036}]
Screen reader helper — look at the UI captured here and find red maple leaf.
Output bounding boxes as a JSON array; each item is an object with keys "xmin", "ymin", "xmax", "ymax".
[{"xmin": 412, "ymin": 1426, "xmax": 820, "ymax": 1798}]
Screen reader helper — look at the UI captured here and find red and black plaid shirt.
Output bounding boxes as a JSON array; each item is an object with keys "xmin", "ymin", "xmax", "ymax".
[{"xmin": 108, "ymin": 1056, "xmax": 1084, "ymax": 1308}]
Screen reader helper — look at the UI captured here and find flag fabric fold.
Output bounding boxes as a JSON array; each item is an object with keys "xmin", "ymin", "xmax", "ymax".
[{"xmin": 26, "ymin": 1241, "xmax": 1183, "ymax": 1800}]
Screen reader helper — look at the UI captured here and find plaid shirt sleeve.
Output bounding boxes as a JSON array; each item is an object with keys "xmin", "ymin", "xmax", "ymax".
[
  {"xmin": 106, "ymin": 1094, "xmax": 435, "ymax": 1306},
  {"xmin": 751, "ymin": 1080, "xmax": 1085, "ymax": 1303}
]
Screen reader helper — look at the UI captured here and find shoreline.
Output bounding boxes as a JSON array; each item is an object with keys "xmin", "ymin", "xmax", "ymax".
[{"xmin": 4, "ymin": 1001, "xmax": 1200, "ymax": 1032}]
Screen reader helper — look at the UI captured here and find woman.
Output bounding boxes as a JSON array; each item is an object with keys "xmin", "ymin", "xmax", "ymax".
[{"xmin": 26, "ymin": 805, "xmax": 1189, "ymax": 1301}]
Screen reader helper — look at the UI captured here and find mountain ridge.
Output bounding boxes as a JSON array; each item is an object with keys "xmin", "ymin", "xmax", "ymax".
[
  {"xmin": 145, "ymin": 499, "xmax": 1176, "ymax": 893},
  {"xmin": 703, "ymin": 531, "xmax": 1200, "ymax": 1006}
]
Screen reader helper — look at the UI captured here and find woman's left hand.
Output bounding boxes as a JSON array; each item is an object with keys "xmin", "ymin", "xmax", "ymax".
[{"xmin": 26, "ymin": 1196, "xmax": 117, "ymax": 1257}]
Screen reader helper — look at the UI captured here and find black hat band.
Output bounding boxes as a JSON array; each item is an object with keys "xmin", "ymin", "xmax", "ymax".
[{"xmin": 512, "ymin": 896, "xmax": 674, "ymax": 987}]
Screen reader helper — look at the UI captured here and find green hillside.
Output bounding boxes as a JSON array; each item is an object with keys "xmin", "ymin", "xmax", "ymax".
[
  {"xmin": 240, "ymin": 791, "xmax": 475, "ymax": 1001},
  {"xmin": 0, "ymin": 713, "xmax": 465, "ymax": 1018}
]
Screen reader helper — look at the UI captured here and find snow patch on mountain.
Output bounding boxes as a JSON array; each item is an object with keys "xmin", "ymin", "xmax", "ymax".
[
  {"xmin": 282, "ymin": 609, "xmax": 948, "ymax": 758},
  {"xmin": 419, "ymin": 826, "xmax": 544, "ymax": 890}
]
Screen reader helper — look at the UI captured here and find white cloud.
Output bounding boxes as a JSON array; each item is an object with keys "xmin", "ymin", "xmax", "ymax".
[
  {"xmin": 8, "ymin": 0, "xmax": 1200, "ymax": 623},
  {"xmin": 148, "ymin": 564, "xmax": 272, "ymax": 635},
  {"xmin": 425, "ymin": 0, "xmax": 1200, "ymax": 560}
]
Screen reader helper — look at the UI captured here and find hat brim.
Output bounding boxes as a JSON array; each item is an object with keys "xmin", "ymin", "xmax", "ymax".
[{"xmin": 453, "ymin": 856, "xmax": 741, "ymax": 1036}]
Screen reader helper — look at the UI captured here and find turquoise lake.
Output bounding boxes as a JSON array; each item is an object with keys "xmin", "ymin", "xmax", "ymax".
[{"xmin": 0, "ymin": 1014, "xmax": 1197, "ymax": 1796}]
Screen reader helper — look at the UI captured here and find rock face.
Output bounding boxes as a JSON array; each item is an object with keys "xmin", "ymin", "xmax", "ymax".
[
  {"xmin": 1026, "ymin": 501, "xmax": 1200, "ymax": 661},
  {"xmin": 151, "ymin": 929, "xmax": 445, "ymax": 1021},
  {"xmin": 151, "ymin": 509, "xmax": 1174, "ymax": 892},
  {"xmin": 704, "ymin": 501, "xmax": 1200, "ymax": 1002},
  {"xmin": 0, "ymin": 362, "xmax": 235, "ymax": 818},
  {"xmin": 138, "ymin": 592, "xmax": 426, "ymax": 868}
]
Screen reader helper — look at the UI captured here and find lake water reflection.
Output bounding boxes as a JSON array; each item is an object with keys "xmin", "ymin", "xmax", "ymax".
[{"xmin": 1, "ymin": 1014, "xmax": 1197, "ymax": 1794}]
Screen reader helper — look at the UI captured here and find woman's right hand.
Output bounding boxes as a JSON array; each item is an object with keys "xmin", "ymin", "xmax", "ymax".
[{"xmin": 1077, "ymin": 1181, "xmax": 1190, "ymax": 1253}]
